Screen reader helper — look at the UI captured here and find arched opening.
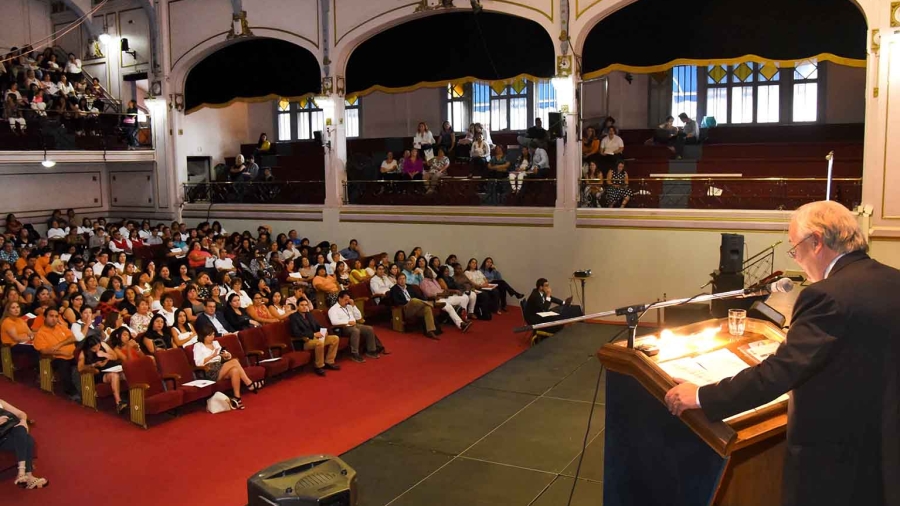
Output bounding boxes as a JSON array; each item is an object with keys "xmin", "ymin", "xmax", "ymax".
[
  {"xmin": 184, "ymin": 38, "xmax": 321, "ymax": 112},
  {"xmin": 346, "ymin": 11, "xmax": 555, "ymax": 95},
  {"xmin": 575, "ymin": 0, "xmax": 868, "ymax": 211}
]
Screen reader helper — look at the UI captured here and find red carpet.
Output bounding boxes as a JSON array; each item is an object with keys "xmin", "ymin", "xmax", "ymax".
[{"xmin": 0, "ymin": 310, "xmax": 528, "ymax": 506}]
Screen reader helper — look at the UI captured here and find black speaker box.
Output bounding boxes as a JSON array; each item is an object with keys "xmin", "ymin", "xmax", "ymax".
[
  {"xmin": 248, "ymin": 455, "xmax": 357, "ymax": 506},
  {"xmin": 548, "ymin": 112, "xmax": 563, "ymax": 138},
  {"xmin": 719, "ymin": 233, "xmax": 744, "ymax": 274}
]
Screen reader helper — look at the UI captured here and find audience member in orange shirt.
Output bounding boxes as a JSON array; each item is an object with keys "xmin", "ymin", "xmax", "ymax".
[{"xmin": 33, "ymin": 308, "xmax": 80, "ymax": 400}]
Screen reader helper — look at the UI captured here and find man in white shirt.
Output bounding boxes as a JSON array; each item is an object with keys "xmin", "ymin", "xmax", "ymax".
[
  {"xmin": 531, "ymin": 144, "xmax": 550, "ymax": 177},
  {"xmin": 214, "ymin": 248, "xmax": 236, "ymax": 273},
  {"xmin": 369, "ymin": 264, "xmax": 395, "ymax": 304},
  {"xmin": 281, "ymin": 242, "xmax": 301, "ymax": 262},
  {"xmin": 92, "ymin": 251, "xmax": 109, "ymax": 273},
  {"xmin": 599, "ymin": 126, "xmax": 625, "ymax": 170},
  {"xmin": 143, "ymin": 229, "xmax": 163, "ymax": 246},
  {"xmin": 327, "ymin": 290, "xmax": 381, "ymax": 362}
]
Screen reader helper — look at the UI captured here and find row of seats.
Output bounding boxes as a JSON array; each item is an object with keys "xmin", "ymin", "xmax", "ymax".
[{"xmin": 15, "ymin": 309, "xmax": 353, "ymax": 429}]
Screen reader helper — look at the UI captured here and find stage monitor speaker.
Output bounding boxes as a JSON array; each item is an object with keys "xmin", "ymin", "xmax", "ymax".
[
  {"xmin": 710, "ymin": 272, "xmax": 752, "ymax": 318},
  {"xmin": 548, "ymin": 112, "xmax": 562, "ymax": 138},
  {"xmin": 719, "ymin": 233, "xmax": 744, "ymax": 274},
  {"xmin": 248, "ymin": 455, "xmax": 357, "ymax": 506}
]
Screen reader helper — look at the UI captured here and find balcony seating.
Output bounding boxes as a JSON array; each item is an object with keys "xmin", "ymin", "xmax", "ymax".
[{"xmin": 123, "ymin": 356, "xmax": 186, "ymax": 429}]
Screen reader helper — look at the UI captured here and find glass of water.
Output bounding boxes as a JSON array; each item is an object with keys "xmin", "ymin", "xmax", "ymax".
[{"xmin": 728, "ymin": 309, "xmax": 747, "ymax": 336}]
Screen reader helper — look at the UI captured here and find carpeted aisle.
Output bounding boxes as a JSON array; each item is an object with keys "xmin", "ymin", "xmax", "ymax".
[{"xmin": 0, "ymin": 310, "xmax": 529, "ymax": 506}]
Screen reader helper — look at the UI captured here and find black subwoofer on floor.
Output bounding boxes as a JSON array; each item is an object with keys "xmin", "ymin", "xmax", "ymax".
[{"xmin": 248, "ymin": 455, "xmax": 357, "ymax": 506}]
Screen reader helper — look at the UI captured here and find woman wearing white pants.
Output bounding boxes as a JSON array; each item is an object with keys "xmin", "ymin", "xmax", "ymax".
[
  {"xmin": 419, "ymin": 268, "xmax": 475, "ymax": 332},
  {"xmin": 509, "ymin": 146, "xmax": 531, "ymax": 193}
]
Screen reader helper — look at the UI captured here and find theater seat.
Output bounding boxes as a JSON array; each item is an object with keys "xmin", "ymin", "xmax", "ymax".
[
  {"xmin": 311, "ymin": 309, "xmax": 349, "ymax": 351},
  {"xmin": 262, "ymin": 321, "xmax": 312, "ymax": 370},
  {"xmin": 154, "ymin": 348, "xmax": 215, "ymax": 404},
  {"xmin": 79, "ymin": 365, "xmax": 124, "ymax": 411},
  {"xmin": 350, "ymin": 282, "xmax": 389, "ymax": 321},
  {"xmin": 238, "ymin": 326, "xmax": 290, "ymax": 377},
  {"xmin": 216, "ymin": 333, "xmax": 266, "ymax": 384},
  {"xmin": 390, "ymin": 285, "xmax": 444, "ymax": 333},
  {"xmin": 122, "ymin": 356, "xmax": 185, "ymax": 429}
]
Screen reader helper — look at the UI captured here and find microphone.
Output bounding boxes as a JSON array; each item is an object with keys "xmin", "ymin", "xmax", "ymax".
[{"xmin": 742, "ymin": 277, "xmax": 793, "ymax": 297}]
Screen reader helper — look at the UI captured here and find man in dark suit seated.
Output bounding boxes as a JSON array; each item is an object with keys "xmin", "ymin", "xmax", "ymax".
[
  {"xmin": 666, "ymin": 200, "xmax": 900, "ymax": 506},
  {"xmin": 389, "ymin": 273, "xmax": 441, "ymax": 340},
  {"xmin": 524, "ymin": 278, "xmax": 583, "ymax": 333},
  {"xmin": 195, "ymin": 299, "xmax": 234, "ymax": 336},
  {"xmin": 288, "ymin": 298, "xmax": 340, "ymax": 377}
]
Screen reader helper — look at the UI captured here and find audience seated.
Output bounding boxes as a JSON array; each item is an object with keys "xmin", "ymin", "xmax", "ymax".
[
  {"xmin": 33, "ymin": 308, "xmax": 79, "ymax": 401},
  {"xmin": 192, "ymin": 325, "xmax": 260, "ymax": 410},
  {"xmin": 675, "ymin": 112, "xmax": 699, "ymax": 159},
  {"xmin": 606, "ymin": 160, "xmax": 633, "ymax": 208},
  {"xmin": 328, "ymin": 290, "xmax": 382, "ymax": 362},
  {"xmin": 599, "ymin": 126, "xmax": 625, "ymax": 171},
  {"xmin": 436, "ymin": 121, "xmax": 455, "ymax": 159},
  {"xmin": 389, "ymin": 273, "xmax": 440, "ymax": 339},
  {"xmin": 289, "ymin": 297, "xmax": 340, "ymax": 375},
  {"xmin": 77, "ymin": 334, "xmax": 127, "ymax": 412},
  {"xmin": 413, "ymin": 122, "xmax": 435, "ymax": 156},
  {"xmin": 419, "ymin": 267, "xmax": 473, "ymax": 332}
]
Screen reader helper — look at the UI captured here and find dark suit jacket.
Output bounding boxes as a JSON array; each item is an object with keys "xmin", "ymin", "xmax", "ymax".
[
  {"xmin": 388, "ymin": 284, "xmax": 423, "ymax": 307},
  {"xmin": 698, "ymin": 251, "xmax": 900, "ymax": 506},
  {"xmin": 195, "ymin": 311, "xmax": 235, "ymax": 336},
  {"xmin": 524, "ymin": 289, "xmax": 562, "ymax": 325},
  {"xmin": 289, "ymin": 311, "xmax": 318, "ymax": 341}
]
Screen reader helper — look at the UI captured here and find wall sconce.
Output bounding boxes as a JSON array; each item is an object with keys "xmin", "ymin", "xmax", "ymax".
[
  {"xmin": 336, "ymin": 76, "xmax": 345, "ymax": 97},
  {"xmin": 321, "ymin": 77, "xmax": 334, "ymax": 96},
  {"xmin": 151, "ymin": 81, "xmax": 162, "ymax": 97},
  {"xmin": 121, "ymin": 38, "xmax": 137, "ymax": 59},
  {"xmin": 318, "ymin": 96, "xmax": 335, "ymax": 150},
  {"xmin": 170, "ymin": 93, "xmax": 184, "ymax": 112}
]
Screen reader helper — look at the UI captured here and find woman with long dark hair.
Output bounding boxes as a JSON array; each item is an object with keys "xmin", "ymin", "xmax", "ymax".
[
  {"xmin": 465, "ymin": 258, "xmax": 504, "ymax": 313},
  {"xmin": 171, "ymin": 308, "xmax": 197, "ymax": 347},
  {"xmin": 78, "ymin": 335, "xmax": 127, "ymax": 412},
  {"xmin": 480, "ymin": 257, "xmax": 524, "ymax": 308},
  {"xmin": 224, "ymin": 292, "xmax": 258, "ymax": 331},
  {"xmin": 141, "ymin": 314, "xmax": 171, "ymax": 354}
]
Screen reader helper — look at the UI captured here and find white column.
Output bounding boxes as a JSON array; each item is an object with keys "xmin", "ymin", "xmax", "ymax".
[
  {"xmin": 322, "ymin": 97, "xmax": 346, "ymax": 208},
  {"xmin": 553, "ymin": 75, "xmax": 579, "ymax": 210}
]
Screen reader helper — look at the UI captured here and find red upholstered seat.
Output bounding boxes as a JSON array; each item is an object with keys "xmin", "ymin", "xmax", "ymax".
[
  {"xmin": 262, "ymin": 320, "xmax": 311, "ymax": 370},
  {"xmin": 154, "ymin": 348, "xmax": 214, "ymax": 403},
  {"xmin": 216, "ymin": 333, "xmax": 266, "ymax": 383},
  {"xmin": 350, "ymin": 281, "xmax": 389, "ymax": 321},
  {"xmin": 238, "ymin": 327, "xmax": 290, "ymax": 377},
  {"xmin": 312, "ymin": 309, "xmax": 349, "ymax": 351},
  {"xmin": 122, "ymin": 355, "xmax": 185, "ymax": 428}
]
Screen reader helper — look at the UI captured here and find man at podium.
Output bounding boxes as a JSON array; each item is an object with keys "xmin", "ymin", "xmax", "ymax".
[{"xmin": 665, "ymin": 201, "xmax": 900, "ymax": 506}]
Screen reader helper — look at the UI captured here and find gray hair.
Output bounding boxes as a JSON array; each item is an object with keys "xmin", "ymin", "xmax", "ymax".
[{"xmin": 792, "ymin": 201, "xmax": 867, "ymax": 254}]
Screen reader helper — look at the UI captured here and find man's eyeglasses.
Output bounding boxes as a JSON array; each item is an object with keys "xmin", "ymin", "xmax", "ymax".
[{"xmin": 787, "ymin": 235, "xmax": 814, "ymax": 259}]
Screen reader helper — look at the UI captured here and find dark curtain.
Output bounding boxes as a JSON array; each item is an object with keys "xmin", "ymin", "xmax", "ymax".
[
  {"xmin": 185, "ymin": 38, "xmax": 321, "ymax": 111},
  {"xmin": 346, "ymin": 12, "xmax": 555, "ymax": 94},
  {"xmin": 582, "ymin": 0, "xmax": 866, "ymax": 75}
]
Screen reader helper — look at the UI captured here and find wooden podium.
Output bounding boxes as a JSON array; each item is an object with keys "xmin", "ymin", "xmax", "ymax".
[{"xmin": 597, "ymin": 318, "xmax": 788, "ymax": 506}]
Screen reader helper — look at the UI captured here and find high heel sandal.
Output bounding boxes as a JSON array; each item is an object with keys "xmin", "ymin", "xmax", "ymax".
[
  {"xmin": 230, "ymin": 397, "xmax": 245, "ymax": 410},
  {"xmin": 247, "ymin": 380, "xmax": 264, "ymax": 394},
  {"xmin": 16, "ymin": 475, "xmax": 49, "ymax": 489}
]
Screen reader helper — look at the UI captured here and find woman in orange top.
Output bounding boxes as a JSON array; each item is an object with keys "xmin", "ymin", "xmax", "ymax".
[
  {"xmin": 311, "ymin": 265, "xmax": 340, "ymax": 307},
  {"xmin": 187, "ymin": 241, "xmax": 212, "ymax": 271},
  {"xmin": 582, "ymin": 126, "xmax": 600, "ymax": 165},
  {"xmin": 1, "ymin": 301, "xmax": 39, "ymax": 361},
  {"xmin": 247, "ymin": 292, "xmax": 279, "ymax": 325}
]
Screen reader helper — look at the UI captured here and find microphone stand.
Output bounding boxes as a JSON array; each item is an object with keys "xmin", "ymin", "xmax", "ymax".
[{"xmin": 514, "ymin": 287, "xmax": 767, "ymax": 349}]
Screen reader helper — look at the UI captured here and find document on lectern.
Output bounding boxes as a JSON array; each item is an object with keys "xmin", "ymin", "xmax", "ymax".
[{"xmin": 658, "ymin": 348, "xmax": 750, "ymax": 386}]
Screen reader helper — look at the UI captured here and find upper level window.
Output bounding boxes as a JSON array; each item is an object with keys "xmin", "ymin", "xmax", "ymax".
[
  {"xmin": 446, "ymin": 84, "xmax": 469, "ymax": 131},
  {"xmin": 297, "ymin": 99, "xmax": 324, "ymax": 140},
  {"xmin": 671, "ymin": 65, "xmax": 698, "ymax": 127},
  {"xmin": 792, "ymin": 61, "xmax": 818, "ymax": 123},
  {"xmin": 277, "ymin": 99, "xmax": 291, "ymax": 141},
  {"xmin": 534, "ymin": 80, "xmax": 558, "ymax": 129},
  {"xmin": 706, "ymin": 63, "xmax": 780, "ymax": 124},
  {"xmin": 344, "ymin": 97, "xmax": 361, "ymax": 138}
]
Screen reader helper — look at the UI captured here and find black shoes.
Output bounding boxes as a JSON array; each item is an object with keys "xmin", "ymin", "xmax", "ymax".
[
  {"xmin": 116, "ymin": 401, "xmax": 128, "ymax": 414},
  {"xmin": 425, "ymin": 331, "xmax": 440, "ymax": 340},
  {"xmin": 350, "ymin": 353, "xmax": 366, "ymax": 363},
  {"xmin": 365, "ymin": 351, "xmax": 381, "ymax": 359},
  {"xmin": 460, "ymin": 321, "xmax": 473, "ymax": 333},
  {"xmin": 314, "ymin": 367, "xmax": 327, "ymax": 376},
  {"xmin": 515, "ymin": 292, "xmax": 525, "ymax": 299},
  {"xmin": 325, "ymin": 363, "xmax": 341, "ymax": 371}
]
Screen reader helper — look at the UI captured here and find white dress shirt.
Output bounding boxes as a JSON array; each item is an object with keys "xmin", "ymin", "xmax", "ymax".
[
  {"xmin": 369, "ymin": 275, "xmax": 395, "ymax": 302},
  {"xmin": 824, "ymin": 253, "xmax": 848, "ymax": 280},
  {"xmin": 328, "ymin": 302, "xmax": 361, "ymax": 326},
  {"xmin": 193, "ymin": 341, "xmax": 222, "ymax": 367},
  {"xmin": 413, "ymin": 131, "xmax": 436, "ymax": 149},
  {"xmin": 600, "ymin": 135, "xmax": 625, "ymax": 155},
  {"xmin": 215, "ymin": 257, "xmax": 235, "ymax": 271}
]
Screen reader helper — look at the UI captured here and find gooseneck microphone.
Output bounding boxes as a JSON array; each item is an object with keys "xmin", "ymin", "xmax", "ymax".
[{"xmin": 742, "ymin": 277, "xmax": 793, "ymax": 297}]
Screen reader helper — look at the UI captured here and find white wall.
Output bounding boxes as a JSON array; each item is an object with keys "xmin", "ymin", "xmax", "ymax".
[
  {"xmin": 179, "ymin": 103, "xmax": 250, "ymax": 173},
  {"xmin": 246, "ymin": 101, "xmax": 275, "ymax": 141},
  {"xmin": 360, "ymin": 88, "xmax": 443, "ymax": 138},
  {"xmin": 0, "ymin": 0, "xmax": 52, "ymax": 53},
  {"xmin": 825, "ymin": 63, "xmax": 866, "ymax": 124}
]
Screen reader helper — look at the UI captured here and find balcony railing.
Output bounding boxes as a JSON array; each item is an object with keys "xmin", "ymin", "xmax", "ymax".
[
  {"xmin": 1, "ymin": 109, "xmax": 152, "ymax": 151},
  {"xmin": 579, "ymin": 177, "xmax": 862, "ymax": 211},
  {"xmin": 344, "ymin": 178, "xmax": 557, "ymax": 207},
  {"xmin": 183, "ymin": 181, "xmax": 326, "ymax": 205}
]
